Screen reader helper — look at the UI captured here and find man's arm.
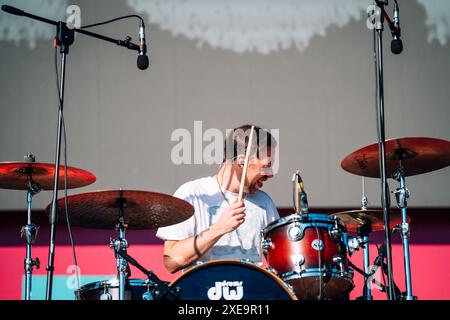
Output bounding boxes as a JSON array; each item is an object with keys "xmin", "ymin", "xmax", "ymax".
[{"xmin": 163, "ymin": 200, "xmax": 246, "ymax": 273}]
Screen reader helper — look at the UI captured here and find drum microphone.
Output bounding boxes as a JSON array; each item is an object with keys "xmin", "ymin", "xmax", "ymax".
[
  {"xmin": 292, "ymin": 171, "xmax": 309, "ymax": 215},
  {"xmin": 391, "ymin": 0, "xmax": 403, "ymax": 55},
  {"xmin": 137, "ymin": 19, "xmax": 149, "ymax": 70}
]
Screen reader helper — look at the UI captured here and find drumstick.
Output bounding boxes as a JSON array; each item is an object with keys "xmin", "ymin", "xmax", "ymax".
[{"xmin": 238, "ymin": 126, "xmax": 255, "ymax": 203}]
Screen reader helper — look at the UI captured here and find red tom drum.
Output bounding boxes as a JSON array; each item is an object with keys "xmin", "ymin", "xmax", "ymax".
[{"xmin": 262, "ymin": 213, "xmax": 354, "ymax": 300}]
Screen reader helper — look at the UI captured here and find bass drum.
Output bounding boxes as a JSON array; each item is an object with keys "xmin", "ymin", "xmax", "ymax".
[
  {"xmin": 76, "ymin": 278, "xmax": 154, "ymax": 300},
  {"xmin": 167, "ymin": 260, "xmax": 297, "ymax": 300}
]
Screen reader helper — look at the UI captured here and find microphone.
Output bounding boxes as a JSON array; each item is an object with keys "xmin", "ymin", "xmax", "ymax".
[
  {"xmin": 391, "ymin": 0, "xmax": 403, "ymax": 55},
  {"xmin": 1, "ymin": 5, "xmax": 25, "ymax": 16},
  {"xmin": 137, "ymin": 19, "xmax": 149, "ymax": 70},
  {"xmin": 293, "ymin": 171, "xmax": 309, "ymax": 215}
]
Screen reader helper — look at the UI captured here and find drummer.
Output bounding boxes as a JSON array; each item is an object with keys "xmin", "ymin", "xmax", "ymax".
[{"xmin": 157, "ymin": 124, "xmax": 279, "ymax": 273}]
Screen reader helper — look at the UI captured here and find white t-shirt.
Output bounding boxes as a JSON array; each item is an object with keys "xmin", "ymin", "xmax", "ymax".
[{"xmin": 156, "ymin": 176, "xmax": 280, "ymax": 264}]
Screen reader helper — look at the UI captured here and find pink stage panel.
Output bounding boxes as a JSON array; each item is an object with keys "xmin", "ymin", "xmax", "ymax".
[{"xmin": 1, "ymin": 243, "xmax": 449, "ymax": 300}]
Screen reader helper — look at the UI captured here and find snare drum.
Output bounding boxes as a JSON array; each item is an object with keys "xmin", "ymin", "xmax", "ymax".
[
  {"xmin": 262, "ymin": 213, "xmax": 354, "ymax": 300},
  {"xmin": 76, "ymin": 278, "xmax": 154, "ymax": 300},
  {"xmin": 167, "ymin": 259, "xmax": 297, "ymax": 300}
]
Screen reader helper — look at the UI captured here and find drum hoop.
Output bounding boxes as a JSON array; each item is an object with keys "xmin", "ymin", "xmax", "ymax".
[
  {"xmin": 77, "ymin": 278, "xmax": 147, "ymax": 293},
  {"xmin": 262, "ymin": 213, "xmax": 341, "ymax": 237},
  {"xmin": 168, "ymin": 259, "xmax": 298, "ymax": 300},
  {"xmin": 281, "ymin": 268, "xmax": 354, "ymax": 282}
]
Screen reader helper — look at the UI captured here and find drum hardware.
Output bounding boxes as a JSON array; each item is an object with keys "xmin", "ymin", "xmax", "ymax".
[
  {"xmin": 100, "ymin": 285, "xmax": 113, "ymax": 300},
  {"xmin": 114, "ymin": 248, "xmax": 180, "ymax": 300},
  {"xmin": 0, "ymin": 156, "xmax": 96, "ymax": 300},
  {"xmin": 288, "ymin": 224, "xmax": 305, "ymax": 241},
  {"xmin": 45, "ymin": 189, "xmax": 193, "ymax": 300},
  {"xmin": 332, "ymin": 255, "xmax": 345, "ymax": 277},
  {"xmin": 77, "ymin": 278, "xmax": 156, "ymax": 300},
  {"xmin": 391, "ymin": 166, "xmax": 416, "ymax": 300},
  {"xmin": 105, "ymin": 189, "xmax": 130, "ymax": 300},
  {"xmin": 329, "ymin": 218, "xmax": 343, "ymax": 242},
  {"xmin": 105, "ymin": 189, "xmax": 187, "ymax": 301},
  {"xmin": 240, "ymin": 259, "xmax": 256, "ymax": 266},
  {"xmin": 22, "ymin": 154, "xmax": 41, "ymax": 301},
  {"xmin": 291, "ymin": 254, "xmax": 305, "ymax": 274},
  {"xmin": 261, "ymin": 239, "xmax": 273, "ymax": 254},
  {"xmin": 360, "ymin": 176, "xmax": 372, "ymax": 300},
  {"xmin": 341, "ymin": 137, "xmax": 450, "ymax": 300},
  {"xmin": 359, "ymin": 223, "xmax": 372, "ymax": 300},
  {"xmin": 266, "ymin": 266, "xmax": 278, "ymax": 275}
]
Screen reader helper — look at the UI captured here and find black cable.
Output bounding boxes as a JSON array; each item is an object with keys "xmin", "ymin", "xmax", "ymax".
[
  {"xmin": 54, "ymin": 45, "xmax": 81, "ymax": 299},
  {"xmin": 81, "ymin": 15, "xmax": 143, "ymax": 29}
]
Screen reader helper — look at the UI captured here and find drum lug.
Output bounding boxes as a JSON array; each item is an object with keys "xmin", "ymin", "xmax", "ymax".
[
  {"xmin": 142, "ymin": 282, "xmax": 154, "ymax": 300},
  {"xmin": 333, "ymin": 255, "xmax": 345, "ymax": 276},
  {"xmin": 142, "ymin": 291, "xmax": 153, "ymax": 300},
  {"xmin": 267, "ymin": 266, "xmax": 278, "ymax": 275},
  {"xmin": 291, "ymin": 254, "xmax": 305, "ymax": 274},
  {"xmin": 329, "ymin": 220, "xmax": 342, "ymax": 242},
  {"xmin": 100, "ymin": 285, "xmax": 112, "ymax": 300},
  {"xmin": 262, "ymin": 239, "xmax": 273, "ymax": 253}
]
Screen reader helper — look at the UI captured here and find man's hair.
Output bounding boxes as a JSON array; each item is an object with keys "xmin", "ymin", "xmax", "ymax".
[{"xmin": 223, "ymin": 124, "xmax": 277, "ymax": 163}]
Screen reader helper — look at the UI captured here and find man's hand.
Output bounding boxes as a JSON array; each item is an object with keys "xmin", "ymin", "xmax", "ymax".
[{"xmin": 211, "ymin": 199, "xmax": 246, "ymax": 236}]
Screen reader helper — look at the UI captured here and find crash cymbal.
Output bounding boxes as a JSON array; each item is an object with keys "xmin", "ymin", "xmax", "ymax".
[
  {"xmin": 341, "ymin": 137, "xmax": 450, "ymax": 178},
  {"xmin": 45, "ymin": 190, "xmax": 195, "ymax": 230},
  {"xmin": 331, "ymin": 209, "xmax": 407, "ymax": 233},
  {"xmin": 0, "ymin": 162, "xmax": 96, "ymax": 190}
]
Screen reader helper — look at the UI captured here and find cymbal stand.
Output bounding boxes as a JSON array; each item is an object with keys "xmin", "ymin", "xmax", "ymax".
[
  {"xmin": 360, "ymin": 177, "xmax": 373, "ymax": 300},
  {"xmin": 392, "ymin": 166, "xmax": 416, "ymax": 300},
  {"xmin": 110, "ymin": 190, "xmax": 129, "ymax": 300},
  {"xmin": 21, "ymin": 154, "xmax": 41, "ymax": 300}
]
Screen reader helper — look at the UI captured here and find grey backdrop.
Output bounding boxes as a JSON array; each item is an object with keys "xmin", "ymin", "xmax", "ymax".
[{"xmin": 1, "ymin": 0, "xmax": 449, "ymax": 210}]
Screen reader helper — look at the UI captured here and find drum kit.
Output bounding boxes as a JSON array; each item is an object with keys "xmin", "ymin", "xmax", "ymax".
[{"xmin": 1, "ymin": 137, "xmax": 449, "ymax": 300}]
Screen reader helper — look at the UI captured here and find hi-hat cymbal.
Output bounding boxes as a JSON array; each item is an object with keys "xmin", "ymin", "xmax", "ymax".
[
  {"xmin": 341, "ymin": 137, "xmax": 450, "ymax": 178},
  {"xmin": 0, "ymin": 162, "xmax": 96, "ymax": 190},
  {"xmin": 331, "ymin": 209, "xmax": 407, "ymax": 233},
  {"xmin": 45, "ymin": 190, "xmax": 195, "ymax": 230}
]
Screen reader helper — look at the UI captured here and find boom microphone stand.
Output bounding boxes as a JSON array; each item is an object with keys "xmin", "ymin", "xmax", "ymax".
[
  {"xmin": 371, "ymin": 0, "xmax": 403, "ymax": 300},
  {"xmin": 1, "ymin": 4, "xmax": 143, "ymax": 300}
]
